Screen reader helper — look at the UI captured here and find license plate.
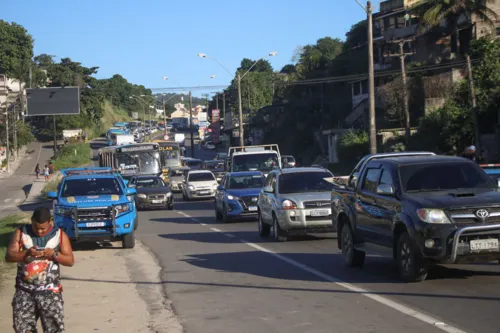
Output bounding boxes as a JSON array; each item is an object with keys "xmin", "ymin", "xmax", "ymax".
[
  {"xmin": 248, "ymin": 206, "xmax": 258, "ymax": 212},
  {"xmin": 199, "ymin": 191, "xmax": 209, "ymax": 195},
  {"xmin": 86, "ymin": 222, "xmax": 105, "ymax": 227},
  {"xmin": 470, "ymin": 239, "xmax": 499, "ymax": 251},
  {"xmin": 151, "ymin": 200, "xmax": 163, "ymax": 204},
  {"xmin": 310, "ymin": 209, "xmax": 329, "ymax": 217}
]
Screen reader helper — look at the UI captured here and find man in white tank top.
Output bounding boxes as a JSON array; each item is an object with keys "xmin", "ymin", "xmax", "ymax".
[{"xmin": 5, "ymin": 207, "xmax": 74, "ymax": 333}]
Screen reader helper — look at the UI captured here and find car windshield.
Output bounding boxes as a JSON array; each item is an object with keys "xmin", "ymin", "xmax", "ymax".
[
  {"xmin": 216, "ymin": 154, "xmax": 227, "ymax": 160},
  {"xmin": 232, "ymin": 153, "xmax": 279, "ymax": 172},
  {"xmin": 188, "ymin": 173, "xmax": 215, "ymax": 182},
  {"xmin": 205, "ymin": 162, "xmax": 224, "ymax": 170},
  {"xmin": 185, "ymin": 160, "xmax": 201, "ymax": 167},
  {"xmin": 400, "ymin": 162, "xmax": 494, "ymax": 192},
  {"xmin": 160, "ymin": 149, "xmax": 180, "ymax": 167},
  {"xmin": 278, "ymin": 172, "xmax": 333, "ymax": 194},
  {"xmin": 61, "ymin": 178, "xmax": 123, "ymax": 197},
  {"xmin": 136, "ymin": 177, "xmax": 165, "ymax": 188},
  {"xmin": 227, "ymin": 175, "xmax": 265, "ymax": 189}
]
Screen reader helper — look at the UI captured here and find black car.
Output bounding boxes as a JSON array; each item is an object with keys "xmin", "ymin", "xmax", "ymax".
[
  {"xmin": 202, "ymin": 160, "xmax": 226, "ymax": 183},
  {"xmin": 129, "ymin": 175, "xmax": 174, "ymax": 210}
]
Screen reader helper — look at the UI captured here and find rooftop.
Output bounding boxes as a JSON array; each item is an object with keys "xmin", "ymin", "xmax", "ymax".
[
  {"xmin": 379, "ymin": 155, "xmax": 471, "ymax": 165},
  {"xmin": 280, "ymin": 167, "xmax": 330, "ymax": 174}
]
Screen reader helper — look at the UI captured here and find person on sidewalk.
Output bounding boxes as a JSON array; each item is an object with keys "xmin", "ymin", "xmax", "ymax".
[
  {"xmin": 5, "ymin": 207, "xmax": 74, "ymax": 333},
  {"xmin": 44, "ymin": 165, "xmax": 50, "ymax": 182},
  {"xmin": 34, "ymin": 163, "xmax": 40, "ymax": 179},
  {"xmin": 48, "ymin": 162, "xmax": 55, "ymax": 179}
]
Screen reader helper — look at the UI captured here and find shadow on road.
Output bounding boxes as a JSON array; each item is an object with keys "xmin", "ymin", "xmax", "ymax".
[
  {"xmin": 71, "ymin": 240, "xmax": 117, "ymax": 251},
  {"xmin": 158, "ymin": 231, "xmax": 333, "ymax": 244},
  {"xmin": 150, "ymin": 217, "xmax": 200, "ymax": 225},
  {"xmin": 62, "ymin": 249, "xmax": 500, "ymax": 302},
  {"xmin": 22, "ymin": 184, "xmax": 32, "ymax": 198}
]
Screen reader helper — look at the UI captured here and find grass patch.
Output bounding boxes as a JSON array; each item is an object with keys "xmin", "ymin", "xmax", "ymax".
[
  {"xmin": 41, "ymin": 177, "xmax": 61, "ymax": 199},
  {"xmin": 53, "ymin": 142, "xmax": 91, "ymax": 170},
  {"xmin": 0, "ymin": 214, "xmax": 30, "ymax": 276}
]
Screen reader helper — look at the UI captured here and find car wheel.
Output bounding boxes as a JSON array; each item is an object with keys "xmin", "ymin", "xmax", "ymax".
[
  {"xmin": 272, "ymin": 215, "xmax": 287, "ymax": 242},
  {"xmin": 167, "ymin": 203, "xmax": 174, "ymax": 210},
  {"xmin": 222, "ymin": 205, "xmax": 230, "ymax": 223},
  {"xmin": 397, "ymin": 232, "xmax": 428, "ymax": 282},
  {"xmin": 122, "ymin": 231, "xmax": 135, "ymax": 249},
  {"xmin": 341, "ymin": 223, "xmax": 365, "ymax": 267},
  {"xmin": 258, "ymin": 211, "xmax": 270, "ymax": 237},
  {"xmin": 133, "ymin": 216, "xmax": 139, "ymax": 231},
  {"xmin": 215, "ymin": 203, "xmax": 223, "ymax": 220}
]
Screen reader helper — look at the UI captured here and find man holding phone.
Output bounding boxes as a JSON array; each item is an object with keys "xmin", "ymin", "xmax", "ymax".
[{"xmin": 5, "ymin": 207, "xmax": 74, "ymax": 333}]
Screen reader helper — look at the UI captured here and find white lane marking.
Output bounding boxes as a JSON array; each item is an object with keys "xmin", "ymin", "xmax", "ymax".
[
  {"xmin": 14, "ymin": 198, "xmax": 22, "ymax": 203},
  {"xmin": 224, "ymin": 233, "xmax": 235, "ymax": 238},
  {"xmin": 200, "ymin": 223, "xmax": 207, "ymax": 226},
  {"xmin": 4, "ymin": 198, "xmax": 12, "ymax": 203},
  {"xmin": 177, "ymin": 211, "xmax": 190, "ymax": 218},
  {"xmin": 191, "ymin": 218, "xmax": 201, "ymax": 223},
  {"xmin": 177, "ymin": 210, "xmax": 467, "ymax": 333}
]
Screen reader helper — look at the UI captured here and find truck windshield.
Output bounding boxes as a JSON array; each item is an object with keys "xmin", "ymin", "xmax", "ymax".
[
  {"xmin": 185, "ymin": 160, "xmax": 201, "ymax": 167},
  {"xmin": 227, "ymin": 175, "xmax": 265, "ymax": 189},
  {"xmin": 116, "ymin": 152, "xmax": 161, "ymax": 175},
  {"xmin": 61, "ymin": 178, "xmax": 123, "ymax": 197},
  {"xmin": 278, "ymin": 172, "xmax": 333, "ymax": 194},
  {"xmin": 160, "ymin": 148, "xmax": 180, "ymax": 167},
  {"xmin": 232, "ymin": 153, "xmax": 279, "ymax": 172},
  {"xmin": 400, "ymin": 162, "xmax": 494, "ymax": 192},
  {"xmin": 188, "ymin": 173, "xmax": 215, "ymax": 182},
  {"xmin": 205, "ymin": 162, "xmax": 225, "ymax": 170}
]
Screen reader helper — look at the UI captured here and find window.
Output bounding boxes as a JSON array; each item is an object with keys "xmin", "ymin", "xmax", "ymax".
[
  {"xmin": 278, "ymin": 172, "xmax": 333, "ymax": 194},
  {"xmin": 188, "ymin": 172, "xmax": 215, "ymax": 182},
  {"xmin": 227, "ymin": 175, "xmax": 265, "ymax": 189},
  {"xmin": 362, "ymin": 168, "xmax": 381, "ymax": 193},
  {"xmin": 62, "ymin": 178, "xmax": 123, "ymax": 197},
  {"xmin": 380, "ymin": 169, "xmax": 394, "ymax": 186},
  {"xmin": 232, "ymin": 153, "xmax": 279, "ymax": 172},
  {"xmin": 136, "ymin": 177, "xmax": 165, "ymax": 188}
]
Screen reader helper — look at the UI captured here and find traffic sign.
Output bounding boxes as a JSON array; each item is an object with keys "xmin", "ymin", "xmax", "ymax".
[{"xmin": 164, "ymin": 135, "xmax": 169, "ymax": 140}]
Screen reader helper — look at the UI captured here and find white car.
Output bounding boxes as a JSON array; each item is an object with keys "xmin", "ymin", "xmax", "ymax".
[{"xmin": 182, "ymin": 170, "xmax": 218, "ymax": 201}]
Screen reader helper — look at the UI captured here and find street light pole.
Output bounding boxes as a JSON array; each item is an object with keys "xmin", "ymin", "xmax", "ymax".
[
  {"xmin": 237, "ymin": 74, "xmax": 244, "ymax": 146},
  {"xmin": 5, "ymin": 110, "xmax": 9, "ymax": 172},
  {"xmin": 189, "ymin": 91, "xmax": 194, "ymax": 158}
]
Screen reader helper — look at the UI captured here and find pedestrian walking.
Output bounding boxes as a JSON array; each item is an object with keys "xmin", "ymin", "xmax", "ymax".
[
  {"xmin": 5, "ymin": 207, "xmax": 74, "ymax": 333},
  {"xmin": 34, "ymin": 163, "xmax": 40, "ymax": 179},
  {"xmin": 44, "ymin": 165, "xmax": 50, "ymax": 182},
  {"xmin": 49, "ymin": 162, "xmax": 55, "ymax": 179}
]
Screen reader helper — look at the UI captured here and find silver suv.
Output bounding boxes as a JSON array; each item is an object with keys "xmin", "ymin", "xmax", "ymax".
[{"xmin": 257, "ymin": 167, "xmax": 334, "ymax": 241}]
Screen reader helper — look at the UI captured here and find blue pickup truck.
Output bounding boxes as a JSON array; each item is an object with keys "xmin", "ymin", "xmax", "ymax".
[{"xmin": 47, "ymin": 167, "xmax": 138, "ymax": 248}]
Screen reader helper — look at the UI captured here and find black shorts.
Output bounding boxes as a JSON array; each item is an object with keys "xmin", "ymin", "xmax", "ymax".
[{"xmin": 12, "ymin": 289, "xmax": 65, "ymax": 333}]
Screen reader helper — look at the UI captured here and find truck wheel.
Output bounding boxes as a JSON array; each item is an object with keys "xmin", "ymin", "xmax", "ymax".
[
  {"xmin": 341, "ymin": 223, "xmax": 365, "ymax": 267},
  {"xmin": 133, "ymin": 217, "xmax": 139, "ymax": 231},
  {"xmin": 222, "ymin": 205, "xmax": 230, "ymax": 223},
  {"xmin": 258, "ymin": 211, "xmax": 270, "ymax": 237},
  {"xmin": 168, "ymin": 203, "xmax": 174, "ymax": 210},
  {"xmin": 272, "ymin": 215, "xmax": 287, "ymax": 242},
  {"xmin": 122, "ymin": 231, "xmax": 135, "ymax": 249},
  {"xmin": 397, "ymin": 232, "xmax": 428, "ymax": 282}
]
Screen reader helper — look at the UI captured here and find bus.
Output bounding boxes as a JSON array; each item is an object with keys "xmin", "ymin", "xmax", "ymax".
[
  {"xmin": 98, "ymin": 142, "xmax": 162, "ymax": 180},
  {"xmin": 152, "ymin": 140, "xmax": 182, "ymax": 177},
  {"xmin": 106, "ymin": 128, "xmax": 127, "ymax": 146}
]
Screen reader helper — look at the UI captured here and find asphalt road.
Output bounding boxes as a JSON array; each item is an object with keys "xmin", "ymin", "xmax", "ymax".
[{"xmin": 132, "ymin": 140, "xmax": 500, "ymax": 333}]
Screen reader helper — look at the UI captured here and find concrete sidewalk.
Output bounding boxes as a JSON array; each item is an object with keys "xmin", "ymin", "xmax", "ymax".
[
  {"xmin": 0, "ymin": 146, "xmax": 30, "ymax": 180},
  {"xmin": 0, "ymin": 240, "xmax": 183, "ymax": 333}
]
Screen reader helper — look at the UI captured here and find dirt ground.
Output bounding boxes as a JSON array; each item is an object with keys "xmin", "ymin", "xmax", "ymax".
[{"xmin": 0, "ymin": 240, "xmax": 183, "ymax": 333}]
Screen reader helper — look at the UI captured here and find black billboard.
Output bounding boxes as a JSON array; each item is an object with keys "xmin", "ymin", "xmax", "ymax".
[{"xmin": 26, "ymin": 87, "xmax": 80, "ymax": 116}]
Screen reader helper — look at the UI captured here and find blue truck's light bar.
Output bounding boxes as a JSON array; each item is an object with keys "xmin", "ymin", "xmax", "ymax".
[{"xmin": 61, "ymin": 167, "xmax": 116, "ymax": 177}]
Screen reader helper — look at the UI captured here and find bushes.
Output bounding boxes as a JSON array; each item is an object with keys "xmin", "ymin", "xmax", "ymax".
[
  {"xmin": 338, "ymin": 129, "xmax": 369, "ymax": 167},
  {"xmin": 52, "ymin": 142, "xmax": 91, "ymax": 170}
]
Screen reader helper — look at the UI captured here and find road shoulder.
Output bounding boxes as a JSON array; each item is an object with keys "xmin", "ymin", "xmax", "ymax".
[{"xmin": 0, "ymin": 240, "xmax": 183, "ymax": 333}]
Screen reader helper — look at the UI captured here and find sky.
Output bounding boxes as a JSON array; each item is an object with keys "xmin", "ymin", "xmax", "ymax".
[{"xmin": 3, "ymin": 0, "xmax": 367, "ymax": 98}]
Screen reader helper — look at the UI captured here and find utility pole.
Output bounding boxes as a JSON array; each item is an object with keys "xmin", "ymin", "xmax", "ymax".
[
  {"xmin": 237, "ymin": 73, "xmax": 244, "ymax": 146},
  {"xmin": 14, "ymin": 81, "xmax": 21, "ymax": 159},
  {"xmin": 5, "ymin": 108, "xmax": 10, "ymax": 172},
  {"xmin": 162, "ymin": 96, "xmax": 167, "ymax": 137},
  {"xmin": 53, "ymin": 116, "xmax": 57, "ymax": 158},
  {"xmin": 466, "ymin": 54, "xmax": 480, "ymax": 156},
  {"xmin": 385, "ymin": 38, "xmax": 415, "ymax": 145},
  {"xmin": 366, "ymin": 1, "xmax": 377, "ymax": 154},
  {"xmin": 189, "ymin": 91, "xmax": 195, "ymax": 158},
  {"xmin": 148, "ymin": 101, "xmax": 152, "ymax": 141},
  {"xmin": 222, "ymin": 91, "xmax": 226, "ymax": 122},
  {"xmin": 215, "ymin": 92, "xmax": 219, "ymax": 110}
]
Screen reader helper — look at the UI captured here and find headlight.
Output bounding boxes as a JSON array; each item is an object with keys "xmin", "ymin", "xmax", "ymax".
[
  {"xmin": 115, "ymin": 204, "xmax": 131, "ymax": 216},
  {"xmin": 166, "ymin": 192, "xmax": 172, "ymax": 197},
  {"xmin": 54, "ymin": 206, "xmax": 73, "ymax": 217},
  {"xmin": 416, "ymin": 209, "xmax": 451, "ymax": 224},
  {"xmin": 212, "ymin": 184, "xmax": 218, "ymax": 190},
  {"xmin": 137, "ymin": 193, "xmax": 147, "ymax": 199},
  {"xmin": 227, "ymin": 195, "xmax": 239, "ymax": 201},
  {"xmin": 188, "ymin": 185, "xmax": 195, "ymax": 191},
  {"xmin": 282, "ymin": 199, "xmax": 297, "ymax": 210}
]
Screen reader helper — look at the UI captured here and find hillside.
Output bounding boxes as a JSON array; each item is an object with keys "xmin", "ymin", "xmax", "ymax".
[{"xmin": 89, "ymin": 100, "xmax": 132, "ymax": 138}]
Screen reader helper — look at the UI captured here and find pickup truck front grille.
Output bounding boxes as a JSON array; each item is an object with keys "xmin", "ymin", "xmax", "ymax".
[
  {"xmin": 448, "ymin": 207, "xmax": 500, "ymax": 215},
  {"xmin": 77, "ymin": 207, "xmax": 113, "ymax": 221},
  {"xmin": 448, "ymin": 207, "xmax": 500, "ymax": 226},
  {"xmin": 303, "ymin": 200, "xmax": 330, "ymax": 209}
]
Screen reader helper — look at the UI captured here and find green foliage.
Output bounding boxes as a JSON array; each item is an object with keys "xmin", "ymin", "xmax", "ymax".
[
  {"xmin": 52, "ymin": 142, "xmax": 91, "ymax": 170},
  {"xmin": 0, "ymin": 214, "xmax": 29, "ymax": 270},
  {"xmin": 0, "ymin": 20, "xmax": 33, "ymax": 75},
  {"xmin": 339, "ymin": 130, "xmax": 369, "ymax": 165}
]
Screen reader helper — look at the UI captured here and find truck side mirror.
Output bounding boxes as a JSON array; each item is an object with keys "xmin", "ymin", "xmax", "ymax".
[
  {"xmin": 350, "ymin": 172, "xmax": 359, "ymax": 187},
  {"xmin": 376, "ymin": 184, "xmax": 395, "ymax": 196}
]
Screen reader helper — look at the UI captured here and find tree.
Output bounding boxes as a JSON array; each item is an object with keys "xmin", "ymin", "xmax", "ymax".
[
  {"xmin": 280, "ymin": 64, "xmax": 296, "ymax": 74},
  {"xmin": 237, "ymin": 58, "xmax": 273, "ymax": 73},
  {"xmin": 410, "ymin": 0, "xmax": 498, "ymax": 53},
  {"xmin": 0, "ymin": 20, "xmax": 34, "ymax": 75}
]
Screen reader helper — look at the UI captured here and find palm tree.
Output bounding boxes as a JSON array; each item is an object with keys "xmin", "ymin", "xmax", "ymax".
[{"xmin": 410, "ymin": 0, "xmax": 498, "ymax": 54}]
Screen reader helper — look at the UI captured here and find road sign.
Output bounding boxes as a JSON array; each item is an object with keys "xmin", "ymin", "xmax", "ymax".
[
  {"xmin": 164, "ymin": 135, "xmax": 169, "ymax": 140},
  {"xmin": 26, "ymin": 87, "xmax": 80, "ymax": 116}
]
